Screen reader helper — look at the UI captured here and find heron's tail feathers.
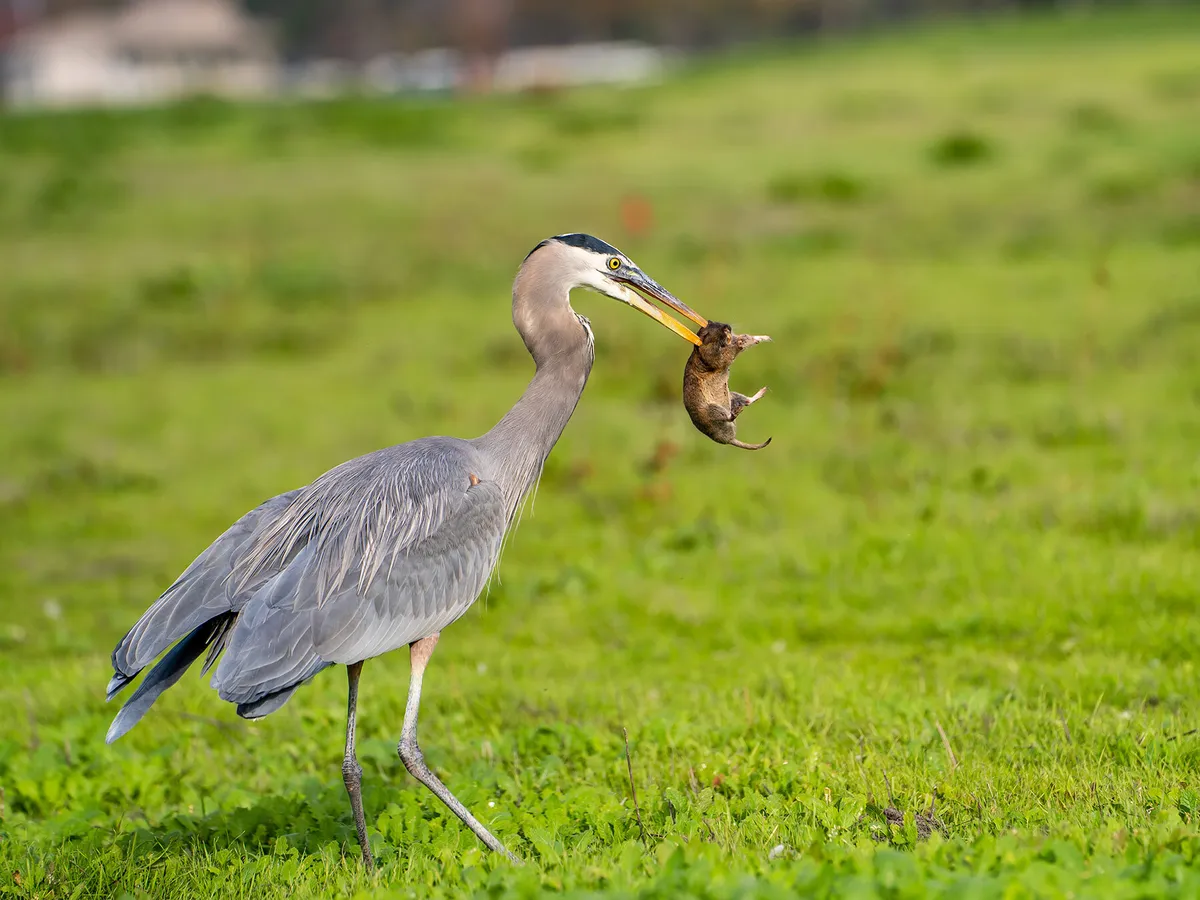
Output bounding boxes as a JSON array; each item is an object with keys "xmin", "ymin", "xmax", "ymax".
[
  {"xmin": 234, "ymin": 668, "xmax": 329, "ymax": 719},
  {"xmin": 106, "ymin": 490, "xmax": 302, "ymax": 704},
  {"xmin": 105, "ymin": 612, "xmax": 235, "ymax": 744},
  {"xmin": 106, "ymin": 671, "xmax": 135, "ymax": 702}
]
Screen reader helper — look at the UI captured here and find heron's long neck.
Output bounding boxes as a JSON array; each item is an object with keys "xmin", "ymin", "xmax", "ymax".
[{"xmin": 475, "ymin": 326, "xmax": 593, "ymax": 516}]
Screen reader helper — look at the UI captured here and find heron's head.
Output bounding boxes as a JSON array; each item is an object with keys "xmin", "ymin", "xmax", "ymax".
[{"xmin": 520, "ymin": 233, "xmax": 707, "ymax": 346}]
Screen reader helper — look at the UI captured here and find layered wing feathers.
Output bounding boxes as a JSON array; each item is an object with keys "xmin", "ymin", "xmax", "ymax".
[
  {"xmin": 106, "ymin": 436, "xmax": 508, "ymax": 733},
  {"xmin": 108, "ymin": 489, "xmax": 302, "ymax": 695}
]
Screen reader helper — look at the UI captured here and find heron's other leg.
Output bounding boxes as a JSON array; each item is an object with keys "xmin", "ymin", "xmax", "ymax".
[
  {"xmin": 342, "ymin": 660, "xmax": 374, "ymax": 872},
  {"xmin": 730, "ymin": 386, "xmax": 767, "ymax": 420},
  {"xmin": 397, "ymin": 634, "xmax": 520, "ymax": 864}
]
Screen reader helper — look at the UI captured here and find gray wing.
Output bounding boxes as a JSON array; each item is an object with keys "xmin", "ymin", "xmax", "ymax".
[
  {"xmin": 204, "ymin": 437, "xmax": 507, "ymax": 709},
  {"xmin": 106, "ymin": 436, "xmax": 510, "ymax": 737},
  {"xmin": 107, "ymin": 488, "xmax": 302, "ymax": 699},
  {"xmin": 209, "ymin": 467, "xmax": 507, "ymax": 710}
]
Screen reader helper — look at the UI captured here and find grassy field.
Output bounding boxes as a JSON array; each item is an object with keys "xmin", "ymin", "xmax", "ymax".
[{"xmin": 2, "ymin": 7, "xmax": 1200, "ymax": 897}]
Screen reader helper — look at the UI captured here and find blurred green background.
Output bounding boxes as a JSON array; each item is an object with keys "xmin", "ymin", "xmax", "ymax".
[{"xmin": 1, "ymin": 4, "xmax": 1199, "ymax": 898}]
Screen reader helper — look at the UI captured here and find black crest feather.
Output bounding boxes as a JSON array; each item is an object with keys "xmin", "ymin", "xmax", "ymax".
[{"xmin": 525, "ymin": 233, "xmax": 623, "ymax": 261}]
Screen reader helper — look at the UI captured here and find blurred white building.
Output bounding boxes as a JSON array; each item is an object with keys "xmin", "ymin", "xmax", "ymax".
[
  {"xmin": 3, "ymin": 1, "xmax": 667, "ymax": 109},
  {"xmin": 492, "ymin": 42, "xmax": 668, "ymax": 92},
  {"xmin": 357, "ymin": 41, "xmax": 669, "ymax": 97},
  {"xmin": 4, "ymin": 0, "xmax": 278, "ymax": 108}
]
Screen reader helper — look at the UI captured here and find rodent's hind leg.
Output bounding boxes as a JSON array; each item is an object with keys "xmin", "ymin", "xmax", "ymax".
[{"xmin": 730, "ymin": 386, "xmax": 767, "ymax": 420}]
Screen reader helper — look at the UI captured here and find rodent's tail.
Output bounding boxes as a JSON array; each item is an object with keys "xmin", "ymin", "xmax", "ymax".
[{"xmin": 732, "ymin": 437, "xmax": 772, "ymax": 451}]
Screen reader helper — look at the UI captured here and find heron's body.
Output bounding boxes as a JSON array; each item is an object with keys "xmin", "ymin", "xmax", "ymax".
[
  {"xmin": 106, "ymin": 438, "xmax": 513, "ymax": 728},
  {"xmin": 104, "ymin": 234, "xmax": 708, "ymax": 867}
]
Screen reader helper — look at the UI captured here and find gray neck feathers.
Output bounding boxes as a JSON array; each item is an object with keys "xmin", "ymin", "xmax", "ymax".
[{"xmin": 473, "ymin": 250, "xmax": 595, "ymax": 518}]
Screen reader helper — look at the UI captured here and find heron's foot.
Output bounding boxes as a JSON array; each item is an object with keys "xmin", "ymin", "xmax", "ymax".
[
  {"xmin": 398, "ymin": 737, "xmax": 522, "ymax": 865},
  {"xmin": 356, "ymin": 848, "xmax": 378, "ymax": 873}
]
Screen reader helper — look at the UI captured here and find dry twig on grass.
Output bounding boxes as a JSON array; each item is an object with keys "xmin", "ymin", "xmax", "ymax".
[{"xmin": 935, "ymin": 720, "xmax": 959, "ymax": 770}]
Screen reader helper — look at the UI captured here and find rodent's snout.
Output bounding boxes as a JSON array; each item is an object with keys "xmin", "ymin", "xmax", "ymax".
[{"xmin": 735, "ymin": 333, "xmax": 772, "ymax": 350}]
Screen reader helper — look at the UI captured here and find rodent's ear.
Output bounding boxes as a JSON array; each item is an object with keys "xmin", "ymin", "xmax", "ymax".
[{"xmin": 722, "ymin": 325, "xmax": 733, "ymax": 342}]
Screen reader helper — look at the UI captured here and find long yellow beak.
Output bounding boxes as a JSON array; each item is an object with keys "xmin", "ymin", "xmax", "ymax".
[{"xmin": 611, "ymin": 273, "xmax": 708, "ymax": 346}]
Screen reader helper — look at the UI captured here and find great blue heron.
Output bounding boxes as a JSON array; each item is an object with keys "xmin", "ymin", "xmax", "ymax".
[{"xmin": 103, "ymin": 234, "xmax": 709, "ymax": 868}]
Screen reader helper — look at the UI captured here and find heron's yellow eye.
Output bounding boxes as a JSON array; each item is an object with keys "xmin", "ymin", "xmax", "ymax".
[{"xmin": 608, "ymin": 257, "xmax": 621, "ymax": 270}]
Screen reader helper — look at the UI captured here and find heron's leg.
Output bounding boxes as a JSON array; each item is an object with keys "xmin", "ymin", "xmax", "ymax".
[
  {"xmin": 730, "ymin": 386, "xmax": 767, "ymax": 420},
  {"xmin": 342, "ymin": 660, "xmax": 374, "ymax": 872},
  {"xmin": 397, "ymin": 634, "xmax": 520, "ymax": 864}
]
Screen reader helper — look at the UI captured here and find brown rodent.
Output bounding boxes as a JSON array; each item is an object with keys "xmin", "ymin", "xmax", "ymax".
[{"xmin": 682, "ymin": 321, "xmax": 771, "ymax": 450}]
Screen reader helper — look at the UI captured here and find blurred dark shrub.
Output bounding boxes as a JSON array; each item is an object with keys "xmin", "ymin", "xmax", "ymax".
[
  {"xmin": 293, "ymin": 98, "xmax": 459, "ymax": 150},
  {"xmin": 34, "ymin": 457, "xmax": 159, "ymax": 499},
  {"xmin": 764, "ymin": 228, "xmax": 848, "ymax": 257},
  {"xmin": 1069, "ymin": 500, "xmax": 1200, "ymax": 546},
  {"xmin": 253, "ymin": 258, "xmax": 349, "ymax": 309},
  {"xmin": 154, "ymin": 94, "xmax": 241, "ymax": 136},
  {"xmin": 671, "ymin": 234, "xmax": 709, "ymax": 264},
  {"xmin": 0, "ymin": 109, "xmax": 127, "ymax": 160},
  {"xmin": 27, "ymin": 163, "xmax": 125, "ymax": 223},
  {"xmin": 1185, "ymin": 153, "xmax": 1200, "ymax": 182},
  {"xmin": 766, "ymin": 170, "xmax": 869, "ymax": 205},
  {"xmin": 135, "ymin": 265, "xmax": 213, "ymax": 311},
  {"xmin": 806, "ymin": 328, "xmax": 957, "ymax": 402},
  {"xmin": 1088, "ymin": 169, "xmax": 1159, "ymax": 205},
  {"xmin": 1160, "ymin": 215, "xmax": 1200, "ymax": 248},
  {"xmin": 542, "ymin": 101, "xmax": 641, "ymax": 139},
  {"xmin": 1126, "ymin": 297, "xmax": 1200, "ymax": 345},
  {"xmin": 1149, "ymin": 67, "xmax": 1200, "ymax": 103},
  {"xmin": 1045, "ymin": 142, "xmax": 1090, "ymax": 175},
  {"xmin": 825, "ymin": 88, "xmax": 917, "ymax": 122},
  {"xmin": 928, "ymin": 130, "xmax": 995, "ymax": 168},
  {"xmin": 1033, "ymin": 409, "xmax": 1120, "ymax": 449},
  {"xmin": 0, "ymin": 96, "xmax": 460, "ymax": 162},
  {"xmin": 0, "ymin": 257, "xmax": 360, "ymax": 374},
  {"xmin": 514, "ymin": 142, "xmax": 567, "ymax": 172},
  {"xmin": 1064, "ymin": 102, "xmax": 1126, "ymax": 135},
  {"xmin": 1001, "ymin": 216, "xmax": 1058, "ymax": 261},
  {"xmin": 987, "ymin": 337, "xmax": 1069, "ymax": 384}
]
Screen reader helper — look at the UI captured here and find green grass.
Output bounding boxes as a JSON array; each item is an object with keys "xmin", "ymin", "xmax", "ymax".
[{"xmin": 3, "ymin": 7, "xmax": 1200, "ymax": 897}]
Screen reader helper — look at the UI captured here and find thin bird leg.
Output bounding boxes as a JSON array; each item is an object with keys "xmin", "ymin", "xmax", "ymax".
[
  {"xmin": 342, "ymin": 660, "xmax": 374, "ymax": 872},
  {"xmin": 397, "ymin": 634, "xmax": 521, "ymax": 864}
]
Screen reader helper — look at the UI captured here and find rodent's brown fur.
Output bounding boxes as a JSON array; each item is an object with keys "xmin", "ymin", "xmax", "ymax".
[{"xmin": 682, "ymin": 321, "xmax": 771, "ymax": 450}]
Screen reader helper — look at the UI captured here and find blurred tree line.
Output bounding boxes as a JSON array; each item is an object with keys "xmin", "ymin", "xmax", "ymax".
[
  {"xmin": 19, "ymin": 0, "xmax": 1153, "ymax": 61},
  {"xmin": 241, "ymin": 0, "xmax": 1146, "ymax": 59}
]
